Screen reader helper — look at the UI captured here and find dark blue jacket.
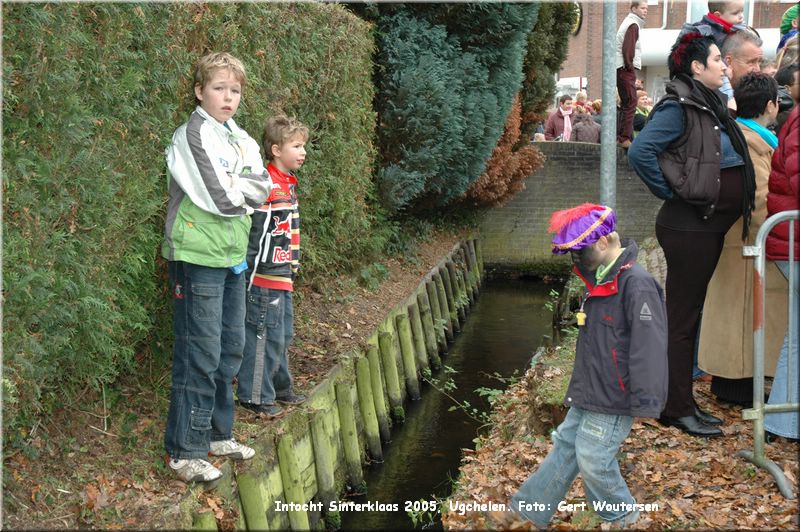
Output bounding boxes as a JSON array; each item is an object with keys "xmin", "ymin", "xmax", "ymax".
[{"xmin": 564, "ymin": 240, "xmax": 668, "ymax": 418}]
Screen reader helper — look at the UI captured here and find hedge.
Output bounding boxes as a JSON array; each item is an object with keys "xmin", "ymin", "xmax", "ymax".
[{"xmin": 2, "ymin": 2, "xmax": 380, "ymax": 444}]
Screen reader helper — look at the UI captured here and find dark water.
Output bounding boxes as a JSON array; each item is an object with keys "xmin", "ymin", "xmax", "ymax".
[{"xmin": 339, "ymin": 278, "xmax": 558, "ymax": 531}]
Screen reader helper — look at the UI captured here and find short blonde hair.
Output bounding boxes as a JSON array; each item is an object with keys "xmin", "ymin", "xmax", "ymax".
[
  {"xmin": 262, "ymin": 114, "xmax": 310, "ymax": 160},
  {"xmin": 194, "ymin": 52, "xmax": 246, "ymax": 90}
]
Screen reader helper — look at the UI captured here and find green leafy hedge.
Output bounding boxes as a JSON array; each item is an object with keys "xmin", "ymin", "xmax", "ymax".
[{"xmin": 2, "ymin": 2, "xmax": 379, "ymax": 443}]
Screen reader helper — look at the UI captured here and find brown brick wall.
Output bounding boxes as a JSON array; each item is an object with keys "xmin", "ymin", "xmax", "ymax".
[{"xmin": 479, "ymin": 141, "xmax": 663, "ymax": 274}]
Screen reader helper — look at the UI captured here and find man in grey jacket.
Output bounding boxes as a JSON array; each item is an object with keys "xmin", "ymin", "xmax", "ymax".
[{"xmin": 494, "ymin": 204, "xmax": 668, "ymax": 529}]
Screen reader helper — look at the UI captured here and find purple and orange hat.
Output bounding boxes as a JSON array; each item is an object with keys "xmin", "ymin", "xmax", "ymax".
[{"xmin": 548, "ymin": 203, "xmax": 616, "ymax": 255}]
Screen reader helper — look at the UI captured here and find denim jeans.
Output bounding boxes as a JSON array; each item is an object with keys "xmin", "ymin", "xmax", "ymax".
[
  {"xmin": 511, "ymin": 407, "xmax": 636, "ymax": 527},
  {"xmin": 164, "ymin": 262, "xmax": 246, "ymax": 459},
  {"xmin": 237, "ymin": 286, "xmax": 294, "ymax": 405},
  {"xmin": 765, "ymin": 261, "xmax": 799, "ymax": 439}
]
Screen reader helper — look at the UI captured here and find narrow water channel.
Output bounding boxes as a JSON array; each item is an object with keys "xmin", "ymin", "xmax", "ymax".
[{"xmin": 340, "ymin": 278, "xmax": 559, "ymax": 531}]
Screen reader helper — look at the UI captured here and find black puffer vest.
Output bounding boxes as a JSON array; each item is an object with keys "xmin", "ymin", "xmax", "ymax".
[{"xmin": 653, "ymin": 74, "xmax": 723, "ymax": 220}]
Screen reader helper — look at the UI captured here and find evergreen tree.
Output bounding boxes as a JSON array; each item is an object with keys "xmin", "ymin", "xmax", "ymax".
[
  {"xmin": 466, "ymin": 94, "xmax": 546, "ymax": 207},
  {"xmin": 375, "ymin": 3, "xmax": 539, "ymax": 211}
]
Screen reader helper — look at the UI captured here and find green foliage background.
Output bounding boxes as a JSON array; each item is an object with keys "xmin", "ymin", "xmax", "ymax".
[
  {"xmin": 2, "ymin": 2, "xmax": 379, "ymax": 443},
  {"xmin": 373, "ymin": 3, "xmax": 539, "ymax": 211}
]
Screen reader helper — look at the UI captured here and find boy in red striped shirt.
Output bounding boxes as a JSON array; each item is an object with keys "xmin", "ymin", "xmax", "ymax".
[{"xmin": 237, "ymin": 115, "xmax": 308, "ymax": 417}]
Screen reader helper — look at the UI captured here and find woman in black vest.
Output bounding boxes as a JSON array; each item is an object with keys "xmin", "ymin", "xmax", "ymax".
[{"xmin": 628, "ymin": 33, "xmax": 756, "ymax": 438}]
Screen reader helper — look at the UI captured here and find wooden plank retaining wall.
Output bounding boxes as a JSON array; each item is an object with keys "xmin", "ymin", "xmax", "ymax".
[{"xmin": 185, "ymin": 238, "xmax": 484, "ymax": 531}]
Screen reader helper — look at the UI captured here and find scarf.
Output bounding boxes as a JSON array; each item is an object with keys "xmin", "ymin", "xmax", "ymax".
[
  {"xmin": 693, "ymin": 78, "xmax": 756, "ymax": 240},
  {"xmin": 736, "ymin": 117, "xmax": 779, "ymax": 149},
  {"xmin": 706, "ymin": 12, "xmax": 735, "ymax": 33},
  {"xmin": 561, "ymin": 108, "xmax": 573, "ymax": 141}
]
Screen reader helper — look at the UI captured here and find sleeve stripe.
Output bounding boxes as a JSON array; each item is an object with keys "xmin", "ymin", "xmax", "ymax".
[{"xmin": 186, "ymin": 113, "xmax": 246, "ymax": 216}]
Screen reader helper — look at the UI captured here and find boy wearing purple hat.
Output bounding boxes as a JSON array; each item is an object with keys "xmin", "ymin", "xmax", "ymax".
[{"xmin": 495, "ymin": 204, "xmax": 668, "ymax": 529}]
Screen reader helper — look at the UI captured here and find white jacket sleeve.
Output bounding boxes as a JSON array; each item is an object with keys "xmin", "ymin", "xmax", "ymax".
[{"xmin": 166, "ymin": 120, "xmax": 271, "ymax": 217}]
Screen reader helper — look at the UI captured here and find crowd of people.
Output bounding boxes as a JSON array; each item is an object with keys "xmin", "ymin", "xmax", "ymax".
[
  {"xmin": 535, "ymin": 1, "xmax": 798, "ymax": 149},
  {"xmin": 496, "ymin": 2, "xmax": 798, "ymax": 529}
]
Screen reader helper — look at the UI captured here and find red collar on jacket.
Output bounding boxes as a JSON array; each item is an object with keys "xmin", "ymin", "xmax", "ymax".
[
  {"xmin": 267, "ymin": 162, "xmax": 297, "ymax": 185},
  {"xmin": 706, "ymin": 12, "xmax": 735, "ymax": 33},
  {"xmin": 572, "ymin": 260, "xmax": 635, "ymax": 297}
]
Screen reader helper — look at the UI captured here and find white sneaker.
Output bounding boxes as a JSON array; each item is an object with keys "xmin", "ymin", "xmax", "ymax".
[
  {"xmin": 209, "ymin": 439, "xmax": 255, "ymax": 460},
  {"xmin": 169, "ymin": 458, "xmax": 222, "ymax": 482}
]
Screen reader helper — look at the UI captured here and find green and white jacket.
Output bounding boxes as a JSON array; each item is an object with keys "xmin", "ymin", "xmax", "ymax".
[{"xmin": 162, "ymin": 106, "xmax": 272, "ymax": 268}]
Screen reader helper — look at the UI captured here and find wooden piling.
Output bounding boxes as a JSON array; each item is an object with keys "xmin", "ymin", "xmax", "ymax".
[
  {"xmin": 407, "ymin": 301, "xmax": 430, "ymax": 373},
  {"xmin": 465, "ymin": 240, "xmax": 481, "ymax": 296},
  {"xmin": 366, "ymin": 345, "xmax": 391, "ymax": 442},
  {"xmin": 355, "ymin": 357, "xmax": 384, "ymax": 461},
  {"xmin": 193, "ymin": 512, "xmax": 218, "ymax": 531},
  {"xmin": 447, "ymin": 260, "xmax": 467, "ymax": 324},
  {"xmin": 425, "ymin": 279, "xmax": 447, "ymax": 353},
  {"xmin": 433, "ymin": 271, "xmax": 453, "ymax": 342},
  {"xmin": 439, "ymin": 264, "xmax": 459, "ymax": 332},
  {"xmin": 416, "ymin": 290, "xmax": 442, "ymax": 370},
  {"xmin": 460, "ymin": 243, "xmax": 477, "ymax": 304},
  {"xmin": 335, "ymin": 382, "xmax": 365, "ymax": 490},
  {"xmin": 310, "ymin": 410, "xmax": 337, "ymax": 509},
  {"xmin": 474, "ymin": 237, "xmax": 484, "ymax": 279},
  {"xmin": 395, "ymin": 313, "xmax": 421, "ymax": 400},
  {"xmin": 457, "ymin": 255, "xmax": 471, "ymax": 314},
  {"xmin": 277, "ymin": 433, "xmax": 311, "ymax": 531},
  {"xmin": 378, "ymin": 332, "xmax": 404, "ymax": 420},
  {"xmin": 237, "ymin": 473, "xmax": 269, "ymax": 531}
]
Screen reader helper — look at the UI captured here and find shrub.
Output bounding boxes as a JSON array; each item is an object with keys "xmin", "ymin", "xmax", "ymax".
[
  {"xmin": 465, "ymin": 95, "xmax": 546, "ymax": 207},
  {"xmin": 374, "ymin": 3, "xmax": 539, "ymax": 211},
  {"xmin": 2, "ymin": 2, "xmax": 379, "ymax": 444}
]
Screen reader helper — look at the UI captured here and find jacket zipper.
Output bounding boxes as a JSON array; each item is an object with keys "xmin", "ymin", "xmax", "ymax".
[{"xmin": 612, "ymin": 348, "xmax": 625, "ymax": 391}]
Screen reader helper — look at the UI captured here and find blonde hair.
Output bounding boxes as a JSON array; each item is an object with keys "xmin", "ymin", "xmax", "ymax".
[
  {"xmin": 262, "ymin": 114, "xmax": 310, "ymax": 160},
  {"xmin": 194, "ymin": 52, "xmax": 246, "ymax": 90}
]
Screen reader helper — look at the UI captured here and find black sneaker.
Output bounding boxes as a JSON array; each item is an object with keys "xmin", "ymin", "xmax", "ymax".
[
  {"xmin": 238, "ymin": 401, "xmax": 283, "ymax": 418},
  {"xmin": 276, "ymin": 393, "xmax": 306, "ymax": 406}
]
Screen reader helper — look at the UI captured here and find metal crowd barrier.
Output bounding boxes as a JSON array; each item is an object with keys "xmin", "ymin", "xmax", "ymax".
[{"xmin": 739, "ymin": 209, "xmax": 799, "ymax": 500}]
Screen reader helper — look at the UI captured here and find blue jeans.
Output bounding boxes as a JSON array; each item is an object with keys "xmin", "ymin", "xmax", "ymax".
[
  {"xmin": 237, "ymin": 286, "xmax": 295, "ymax": 405},
  {"xmin": 511, "ymin": 407, "xmax": 636, "ymax": 527},
  {"xmin": 765, "ymin": 261, "xmax": 799, "ymax": 439},
  {"xmin": 164, "ymin": 262, "xmax": 246, "ymax": 459}
]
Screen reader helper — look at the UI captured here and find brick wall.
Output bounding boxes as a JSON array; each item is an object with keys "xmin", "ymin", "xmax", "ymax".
[{"xmin": 479, "ymin": 141, "xmax": 663, "ymax": 274}]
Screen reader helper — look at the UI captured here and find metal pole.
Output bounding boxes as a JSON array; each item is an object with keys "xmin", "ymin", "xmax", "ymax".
[{"xmin": 600, "ymin": 0, "xmax": 617, "ymax": 208}]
